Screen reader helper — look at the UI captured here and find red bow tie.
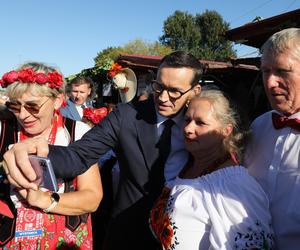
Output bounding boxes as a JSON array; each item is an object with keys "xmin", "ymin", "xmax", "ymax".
[{"xmin": 272, "ymin": 112, "xmax": 300, "ymax": 130}]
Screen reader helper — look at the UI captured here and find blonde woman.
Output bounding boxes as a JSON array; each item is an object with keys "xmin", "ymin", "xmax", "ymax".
[
  {"xmin": 150, "ymin": 89, "xmax": 274, "ymax": 250},
  {"xmin": 0, "ymin": 62, "xmax": 102, "ymax": 249}
]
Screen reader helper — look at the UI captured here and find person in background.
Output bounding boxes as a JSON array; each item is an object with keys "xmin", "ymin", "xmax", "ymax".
[
  {"xmin": 245, "ymin": 28, "xmax": 300, "ymax": 249},
  {"xmin": 0, "ymin": 93, "xmax": 14, "ymax": 120},
  {"xmin": 2, "ymin": 51, "xmax": 202, "ymax": 250},
  {"xmin": 60, "ymin": 76, "xmax": 95, "ymax": 121},
  {"xmin": 138, "ymin": 87, "xmax": 151, "ymax": 102},
  {"xmin": 150, "ymin": 89, "xmax": 274, "ymax": 249},
  {"xmin": 0, "ymin": 62, "xmax": 102, "ymax": 249}
]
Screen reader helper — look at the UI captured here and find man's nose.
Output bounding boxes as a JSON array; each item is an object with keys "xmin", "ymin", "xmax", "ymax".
[
  {"xmin": 158, "ymin": 90, "xmax": 169, "ymax": 102},
  {"xmin": 264, "ymin": 73, "xmax": 280, "ymax": 89}
]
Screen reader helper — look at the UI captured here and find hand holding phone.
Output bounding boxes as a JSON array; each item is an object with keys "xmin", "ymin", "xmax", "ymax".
[{"xmin": 29, "ymin": 155, "xmax": 58, "ymax": 192}]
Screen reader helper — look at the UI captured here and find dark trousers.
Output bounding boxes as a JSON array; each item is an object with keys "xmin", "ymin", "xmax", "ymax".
[{"xmin": 102, "ymin": 196, "xmax": 161, "ymax": 250}]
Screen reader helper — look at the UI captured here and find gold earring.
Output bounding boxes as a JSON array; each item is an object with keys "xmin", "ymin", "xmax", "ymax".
[{"xmin": 186, "ymin": 99, "xmax": 190, "ymax": 107}]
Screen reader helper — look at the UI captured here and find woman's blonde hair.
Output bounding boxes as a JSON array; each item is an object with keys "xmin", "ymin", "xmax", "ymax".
[
  {"xmin": 191, "ymin": 89, "xmax": 251, "ymax": 162},
  {"xmin": 6, "ymin": 62, "xmax": 65, "ymax": 99}
]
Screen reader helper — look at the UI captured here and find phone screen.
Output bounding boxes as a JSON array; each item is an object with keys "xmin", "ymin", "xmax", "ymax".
[{"xmin": 29, "ymin": 155, "xmax": 59, "ymax": 192}]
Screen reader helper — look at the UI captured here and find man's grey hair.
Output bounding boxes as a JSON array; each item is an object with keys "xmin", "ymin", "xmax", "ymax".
[{"xmin": 261, "ymin": 28, "xmax": 300, "ymax": 58}]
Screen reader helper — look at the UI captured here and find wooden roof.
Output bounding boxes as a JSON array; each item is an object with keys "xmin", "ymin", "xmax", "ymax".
[
  {"xmin": 116, "ymin": 54, "xmax": 259, "ymax": 72},
  {"xmin": 225, "ymin": 8, "xmax": 300, "ymax": 48}
]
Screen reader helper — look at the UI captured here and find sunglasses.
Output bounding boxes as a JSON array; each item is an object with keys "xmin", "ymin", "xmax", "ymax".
[{"xmin": 5, "ymin": 98, "xmax": 50, "ymax": 115}]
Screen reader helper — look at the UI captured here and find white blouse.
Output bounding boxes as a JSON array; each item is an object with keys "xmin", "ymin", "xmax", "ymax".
[{"xmin": 150, "ymin": 166, "xmax": 274, "ymax": 250}]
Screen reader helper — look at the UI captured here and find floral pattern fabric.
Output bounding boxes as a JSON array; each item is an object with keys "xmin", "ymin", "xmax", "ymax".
[
  {"xmin": 149, "ymin": 166, "xmax": 274, "ymax": 250},
  {"xmin": 2, "ymin": 181, "xmax": 92, "ymax": 250},
  {"xmin": 1, "ymin": 122, "xmax": 92, "ymax": 250}
]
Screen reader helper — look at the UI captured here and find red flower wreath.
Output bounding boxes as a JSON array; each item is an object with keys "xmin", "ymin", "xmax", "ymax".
[{"xmin": 0, "ymin": 68, "xmax": 64, "ymax": 89}]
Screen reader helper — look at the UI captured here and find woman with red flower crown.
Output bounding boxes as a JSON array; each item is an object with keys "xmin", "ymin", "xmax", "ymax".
[{"xmin": 0, "ymin": 62, "xmax": 102, "ymax": 249}]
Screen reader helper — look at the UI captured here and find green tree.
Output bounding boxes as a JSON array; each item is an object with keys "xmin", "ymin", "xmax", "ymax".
[
  {"xmin": 159, "ymin": 11, "xmax": 201, "ymax": 56},
  {"xmin": 94, "ymin": 39, "xmax": 173, "ymax": 68},
  {"xmin": 160, "ymin": 10, "xmax": 236, "ymax": 60},
  {"xmin": 94, "ymin": 46, "xmax": 124, "ymax": 69},
  {"xmin": 195, "ymin": 10, "xmax": 235, "ymax": 60}
]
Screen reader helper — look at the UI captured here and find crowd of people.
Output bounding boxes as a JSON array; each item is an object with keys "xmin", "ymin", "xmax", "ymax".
[{"xmin": 0, "ymin": 27, "xmax": 300, "ymax": 249}]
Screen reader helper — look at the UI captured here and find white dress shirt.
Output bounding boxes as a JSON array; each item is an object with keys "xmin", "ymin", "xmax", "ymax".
[
  {"xmin": 245, "ymin": 110, "xmax": 300, "ymax": 249},
  {"xmin": 156, "ymin": 109, "xmax": 189, "ymax": 182},
  {"xmin": 75, "ymin": 102, "xmax": 87, "ymax": 119}
]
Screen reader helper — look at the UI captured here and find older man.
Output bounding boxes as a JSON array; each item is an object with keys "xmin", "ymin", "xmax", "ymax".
[{"xmin": 245, "ymin": 28, "xmax": 300, "ymax": 248}]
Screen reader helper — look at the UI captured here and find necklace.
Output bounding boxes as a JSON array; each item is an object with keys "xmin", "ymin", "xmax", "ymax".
[
  {"xmin": 19, "ymin": 113, "xmax": 63, "ymax": 145},
  {"xmin": 180, "ymin": 153, "xmax": 237, "ymax": 179}
]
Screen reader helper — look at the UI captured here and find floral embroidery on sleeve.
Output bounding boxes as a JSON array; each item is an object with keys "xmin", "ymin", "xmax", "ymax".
[
  {"xmin": 149, "ymin": 187, "xmax": 179, "ymax": 250},
  {"xmin": 233, "ymin": 220, "xmax": 274, "ymax": 250}
]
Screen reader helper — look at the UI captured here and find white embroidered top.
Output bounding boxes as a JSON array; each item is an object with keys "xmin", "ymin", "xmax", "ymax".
[{"xmin": 150, "ymin": 166, "xmax": 274, "ymax": 250}]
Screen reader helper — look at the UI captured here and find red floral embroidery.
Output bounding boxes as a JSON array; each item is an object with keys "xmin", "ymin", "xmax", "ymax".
[{"xmin": 150, "ymin": 187, "xmax": 177, "ymax": 249}]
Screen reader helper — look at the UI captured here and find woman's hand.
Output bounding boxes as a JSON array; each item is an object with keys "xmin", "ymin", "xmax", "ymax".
[
  {"xmin": 18, "ymin": 188, "xmax": 51, "ymax": 209},
  {"xmin": 3, "ymin": 137, "xmax": 49, "ymax": 190}
]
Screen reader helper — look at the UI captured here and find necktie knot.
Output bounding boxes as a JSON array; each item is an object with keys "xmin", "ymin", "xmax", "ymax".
[
  {"xmin": 272, "ymin": 112, "xmax": 300, "ymax": 131},
  {"xmin": 163, "ymin": 119, "xmax": 175, "ymax": 130}
]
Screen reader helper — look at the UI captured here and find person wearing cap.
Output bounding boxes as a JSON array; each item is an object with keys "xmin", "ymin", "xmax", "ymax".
[
  {"xmin": 245, "ymin": 28, "xmax": 300, "ymax": 248},
  {"xmin": 60, "ymin": 76, "xmax": 95, "ymax": 121},
  {"xmin": 3, "ymin": 51, "xmax": 202, "ymax": 250}
]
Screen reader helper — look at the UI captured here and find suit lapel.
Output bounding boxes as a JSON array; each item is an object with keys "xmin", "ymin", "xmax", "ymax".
[
  {"xmin": 135, "ymin": 98, "xmax": 159, "ymax": 170},
  {"xmin": 68, "ymin": 100, "xmax": 81, "ymax": 121}
]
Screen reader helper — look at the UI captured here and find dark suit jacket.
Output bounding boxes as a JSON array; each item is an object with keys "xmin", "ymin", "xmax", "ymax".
[{"xmin": 49, "ymin": 97, "xmax": 165, "ymax": 249}]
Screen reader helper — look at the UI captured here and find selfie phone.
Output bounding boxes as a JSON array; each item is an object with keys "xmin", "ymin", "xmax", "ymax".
[{"xmin": 29, "ymin": 155, "xmax": 59, "ymax": 192}]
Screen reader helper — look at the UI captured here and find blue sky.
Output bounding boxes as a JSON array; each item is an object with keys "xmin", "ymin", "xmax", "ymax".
[{"xmin": 1, "ymin": 0, "xmax": 300, "ymax": 77}]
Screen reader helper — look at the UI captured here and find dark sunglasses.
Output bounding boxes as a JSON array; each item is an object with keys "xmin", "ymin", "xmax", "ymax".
[{"xmin": 5, "ymin": 98, "xmax": 50, "ymax": 115}]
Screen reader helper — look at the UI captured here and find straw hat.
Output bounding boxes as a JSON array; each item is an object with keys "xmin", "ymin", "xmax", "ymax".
[{"xmin": 112, "ymin": 68, "xmax": 137, "ymax": 103}]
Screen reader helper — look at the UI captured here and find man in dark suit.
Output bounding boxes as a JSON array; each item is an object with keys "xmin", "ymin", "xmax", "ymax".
[
  {"xmin": 60, "ymin": 76, "xmax": 95, "ymax": 120},
  {"xmin": 3, "ymin": 51, "xmax": 203, "ymax": 249}
]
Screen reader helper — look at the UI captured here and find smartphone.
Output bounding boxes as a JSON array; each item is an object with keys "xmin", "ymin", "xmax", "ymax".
[{"xmin": 29, "ymin": 155, "xmax": 59, "ymax": 192}]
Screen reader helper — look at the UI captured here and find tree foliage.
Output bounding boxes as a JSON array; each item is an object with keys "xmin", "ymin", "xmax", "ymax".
[
  {"xmin": 159, "ymin": 11, "xmax": 201, "ymax": 56},
  {"xmin": 160, "ymin": 10, "xmax": 236, "ymax": 60},
  {"xmin": 94, "ymin": 39, "xmax": 173, "ymax": 68}
]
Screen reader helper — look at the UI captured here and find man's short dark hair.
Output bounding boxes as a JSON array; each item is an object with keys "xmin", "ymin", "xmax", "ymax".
[
  {"xmin": 67, "ymin": 76, "xmax": 96, "ymax": 100},
  {"xmin": 159, "ymin": 51, "xmax": 203, "ymax": 86}
]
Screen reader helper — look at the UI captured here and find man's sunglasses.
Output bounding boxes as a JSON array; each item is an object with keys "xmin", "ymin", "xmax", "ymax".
[{"xmin": 5, "ymin": 98, "xmax": 50, "ymax": 115}]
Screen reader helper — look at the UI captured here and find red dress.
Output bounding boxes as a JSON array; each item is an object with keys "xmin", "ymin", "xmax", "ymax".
[{"xmin": 2, "ymin": 116, "xmax": 93, "ymax": 250}]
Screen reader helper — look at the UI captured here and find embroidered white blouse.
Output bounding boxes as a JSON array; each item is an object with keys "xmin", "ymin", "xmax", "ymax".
[{"xmin": 149, "ymin": 166, "xmax": 274, "ymax": 250}]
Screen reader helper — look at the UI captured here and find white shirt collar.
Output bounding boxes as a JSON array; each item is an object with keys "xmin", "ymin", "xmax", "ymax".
[{"xmin": 156, "ymin": 108, "xmax": 186, "ymax": 128}]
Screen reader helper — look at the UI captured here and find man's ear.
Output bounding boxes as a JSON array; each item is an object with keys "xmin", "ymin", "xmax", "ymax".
[{"xmin": 193, "ymin": 84, "xmax": 201, "ymax": 95}]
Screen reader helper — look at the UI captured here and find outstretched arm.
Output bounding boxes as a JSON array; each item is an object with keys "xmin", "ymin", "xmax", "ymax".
[
  {"xmin": 3, "ymin": 106, "xmax": 122, "ymax": 189},
  {"xmin": 21, "ymin": 163, "xmax": 102, "ymax": 215}
]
